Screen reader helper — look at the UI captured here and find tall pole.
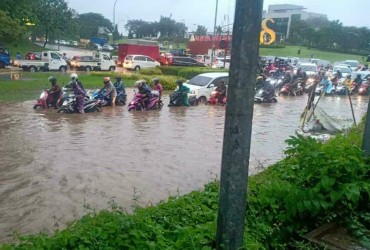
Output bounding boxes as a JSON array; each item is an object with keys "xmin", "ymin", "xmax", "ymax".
[
  {"xmin": 210, "ymin": 0, "xmax": 219, "ymax": 68},
  {"xmin": 113, "ymin": 0, "xmax": 118, "ymax": 45},
  {"xmin": 216, "ymin": 0, "xmax": 264, "ymax": 249},
  {"xmin": 362, "ymin": 98, "xmax": 370, "ymax": 157}
]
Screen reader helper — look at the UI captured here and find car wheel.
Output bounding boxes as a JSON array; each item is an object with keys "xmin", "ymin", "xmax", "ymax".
[
  {"xmin": 59, "ymin": 66, "xmax": 66, "ymax": 72},
  {"xmin": 109, "ymin": 66, "xmax": 115, "ymax": 72},
  {"xmin": 134, "ymin": 66, "xmax": 140, "ymax": 71},
  {"xmin": 198, "ymin": 96, "xmax": 207, "ymax": 103},
  {"xmin": 30, "ymin": 66, "xmax": 36, "ymax": 72},
  {"xmin": 85, "ymin": 66, "xmax": 91, "ymax": 72},
  {"xmin": 0, "ymin": 62, "xmax": 5, "ymax": 69}
]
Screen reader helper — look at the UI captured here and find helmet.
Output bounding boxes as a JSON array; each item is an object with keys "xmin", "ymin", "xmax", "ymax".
[
  {"xmin": 256, "ymin": 76, "xmax": 263, "ymax": 81},
  {"xmin": 346, "ymin": 74, "xmax": 351, "ymax": 78},
  {"xmin": 114, "ymin": 75, "xmax": 121, "ymax": 81},
  {"xmin": 103, "ymin": 76, "xmax": 110, "ymax": 83},
  {"xmin": 70, "ymin": 73, "xmax": 78, "ymax": 80},
  {"xmin": 176, "ymin": 80, "xmax": 183, "ymax": 85},
  {"xmin": 48, "ymin": 76, "xmax": 57, "ymax": 83},
  {"xmin": 286, "ymin": 70, "xmax": 292, "ymax": 75},
  {"xmin": 336, "ymin": 69, "xmax": 341, "ymax": 72},
  {"xmin": 152, "ymin": 78, "xmax": 160, "ymax": 84},
  {"xmin": 134, "ymin": 80, "xmax": 143, "ymax": 88}
]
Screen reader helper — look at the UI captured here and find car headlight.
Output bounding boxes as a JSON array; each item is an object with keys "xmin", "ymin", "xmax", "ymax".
[{"xmin": 189, "ymin": 90, "xmax": 196, "ymax": 95}]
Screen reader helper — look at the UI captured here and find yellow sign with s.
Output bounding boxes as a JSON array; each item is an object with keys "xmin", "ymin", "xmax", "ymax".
[{"xmin": 260, "ymin": 18, "xmax": 276, "ymax": 45}]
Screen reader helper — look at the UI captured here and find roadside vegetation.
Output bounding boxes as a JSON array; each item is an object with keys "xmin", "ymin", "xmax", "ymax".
[{"xmin": 1, "ymin": 119, "xmax": 368, "ymax": 249}]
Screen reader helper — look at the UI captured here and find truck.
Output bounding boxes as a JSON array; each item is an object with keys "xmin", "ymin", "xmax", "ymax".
[
  {"xmin": 70, "ymin": 52, "xmax": 116, "ymax": 72},
  {"xmin": 0, "ymin": 47, "xmax": 11, "ymax": 68},
  {"xmin": 117, "ymin": 40, "xmax": 170, "ymax": 66},
  {"xmin": 20, "ymin": 51, "xmax": 68, "ymax": 72},
  {"xmin": 90, "ymin": 37, "xmax": 108, "ymax": 46}
]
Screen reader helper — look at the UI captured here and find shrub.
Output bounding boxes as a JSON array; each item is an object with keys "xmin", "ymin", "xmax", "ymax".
[
  {"xmin": 158, "ymin": 66, "xmax": 184, "ymax": 76},
  {"xmin": 139, "ymin": 67, "xmax": 162, "ymax": 76},
  {"xmin": 177, "ymin": 67, "xmax": 228, "ymax": 79}
]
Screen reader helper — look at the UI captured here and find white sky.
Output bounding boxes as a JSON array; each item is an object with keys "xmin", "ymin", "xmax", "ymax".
[{"xmin": 68, "ymin": 0, "xmax": 370, "ymax": 34}]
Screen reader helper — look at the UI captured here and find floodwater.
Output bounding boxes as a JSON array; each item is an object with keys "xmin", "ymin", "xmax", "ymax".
[{"xmin": 0, "ymin": 91, "xmax": 368, "ymax": 242}]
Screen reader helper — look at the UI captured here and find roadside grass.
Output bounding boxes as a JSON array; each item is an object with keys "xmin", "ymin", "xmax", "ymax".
[
  {"xmin": 5, "ymin": 39, "xmax": 44, "ymax": 59},
  {"xmin": 260, "ymin": 45, "xmax": 364, "ymax": 63}
]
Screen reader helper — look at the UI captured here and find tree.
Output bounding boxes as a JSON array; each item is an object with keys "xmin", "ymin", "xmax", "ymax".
[
  {"xmin": 195, "ymin": 25, "xmax": 207, "ymax": 35},
  {"xmin": 0, "ymin": 10, "xmax": 25, "ymax": 43},
  {"xmin": 77, "ymin": 13, "xmax": 113, "ymax": 39}
]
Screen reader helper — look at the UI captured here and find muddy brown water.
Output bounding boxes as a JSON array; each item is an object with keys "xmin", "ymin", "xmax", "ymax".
[{"xmin": 0, "ymin": 91, "xmax": 368, "ymax": 243}]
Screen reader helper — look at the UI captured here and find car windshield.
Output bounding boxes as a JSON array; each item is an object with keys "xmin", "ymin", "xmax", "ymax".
[
  {"xmin": 187, "ymin": 76, "xmax": 213, "ymax": 86},
  {"xmin": 300, "ymin": 65, "xmax": 316, "ymax": 72},
  {"xmin": 334, "ymin": 67, "xmax": 351, "ymax": 73},
  {"xmin": 345, "ymin": 61, "xmax": 358, "ymax": 67}
]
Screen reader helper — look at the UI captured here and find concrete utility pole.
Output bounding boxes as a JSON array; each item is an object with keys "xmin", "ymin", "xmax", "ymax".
[
  {"xmin": 112, "ymin": 0, "xmax": 118, "ymax": 45},
  {"xmin": 216, "ymin": 0, "xmax": 263, "ymax": 249},
  {"xmin": 210, "ymin": 0, "xmax": 219, "ymax": 68},
  {"xmin": 362, "ymin": 99, "xmax": 370, "ymax": 157}
]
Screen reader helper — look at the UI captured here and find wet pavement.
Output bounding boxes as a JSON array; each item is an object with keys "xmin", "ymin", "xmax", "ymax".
[{"xmin": 0, "ymin": 92, "xmax": 368, "ymax": 242}]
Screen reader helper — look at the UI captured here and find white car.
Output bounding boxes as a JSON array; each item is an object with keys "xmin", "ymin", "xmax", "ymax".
[
  {"xmin": 344, "ymin": 60, "xmax": 359, "ymax": 71},
  {"xmin": 212, "ymin": 57, "xmax": 230, "ymax": 69},
  {"xmin": 102, "ymin": 44, "xmax": 114, "ymax": 51},
  {"xmin": 296, "ymin": 62, "xmax": 317, "ymax": 75},
  {"xmin": 123, "ymin": 55, "xmax": 160, "ymax": 71},
  {"xmin": 333, "ymin": 65, "xmax": 352, "ymax": 78},
  {"xmin": 184, "ymin": 72, "xmax": 229, "ymax": 102}
]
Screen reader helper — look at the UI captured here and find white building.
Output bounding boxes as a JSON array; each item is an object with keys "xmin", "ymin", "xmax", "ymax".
[{"xmin": 263, "ymin": 4, "xmax": 327, "ymax": 40}]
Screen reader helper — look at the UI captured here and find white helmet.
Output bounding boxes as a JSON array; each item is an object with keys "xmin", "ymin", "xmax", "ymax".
[
  {"xmin": 134, "ymin": 80, "xmax": 144, "ymax": 88},
  {"xmin": 70, "ymin": 73, "xmax": 78, "ymax": 80}
]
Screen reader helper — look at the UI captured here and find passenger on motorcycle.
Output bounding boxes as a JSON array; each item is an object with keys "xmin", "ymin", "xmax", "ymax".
[
  {"xmin": 48, "ymin": 76, "xmax": 62, "ymax": 109},
  {"xmin": 215, "ymin": 81, "xmax": 227, "ymax": 103},
  {"xmin": 113, "ymin": 76, "xmax": 125, "ymax": 94},
  {"xmin": 256, "ymin": 76, "xmax": 274, "ymax": 94},
  {"xmin": 176, "ymin": 80, "xmax": 190, "ymax": 106},
  {"xmin": 152, "ymin": 78, "xmax": 163, "ymax": 99},
  {"xmin": 134, "ymin": 80, "xmax": 151, "ymax": 110},
  {"xmin": 102, "ymin": 77, "xmax": 117, "ymax": 106},
  {"xmin": 72, "ymin": 78, "xmax": 86, "ymax": 113},
  {"xmin": 353, "ymin": 74, "xmax": 363, "ymax": 92},
  {"xmin": 336, "ymin": 70, "xmax": 342, "ymax": 79}
]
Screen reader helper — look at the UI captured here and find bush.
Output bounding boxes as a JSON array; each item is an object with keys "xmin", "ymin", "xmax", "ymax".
[
  {"xmin": 158, "ymin": 66, "xmax": 184, "ymax": 76},
  {"xmin": 139, "ymin": 67, "xmax": 162, "ymax": 76},
  {"xmin": 177, "ymin": 67, "xmax": 228, "ymax": 79}
]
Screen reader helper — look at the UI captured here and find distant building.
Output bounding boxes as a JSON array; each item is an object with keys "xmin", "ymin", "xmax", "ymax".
[{"xmin": 263, "ymin": 4, "xmax": 327, "ymax": 40}]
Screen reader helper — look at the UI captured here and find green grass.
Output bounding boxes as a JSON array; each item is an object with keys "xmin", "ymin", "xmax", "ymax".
[
  {"xmin": 5, "ymin": 39, "xmax": 44, "ymax": 59},
  {"xmin": 260, "ymin": 45, "xmax": 365, "ymax": 63}
]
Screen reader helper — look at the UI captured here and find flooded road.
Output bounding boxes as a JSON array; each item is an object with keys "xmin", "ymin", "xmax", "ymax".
[{"xmin": 0, "ymin": 92, "xmax": 368, "ymax": 242}]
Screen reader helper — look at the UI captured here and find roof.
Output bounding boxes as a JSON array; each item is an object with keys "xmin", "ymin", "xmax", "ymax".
[{"xmin": 196, "ymin": 72, "xmax": 229, "ymax": 78}]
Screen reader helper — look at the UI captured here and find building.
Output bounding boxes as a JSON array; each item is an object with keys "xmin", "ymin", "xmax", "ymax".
[{"xmin": 263, "ymin": 4, "xmax": 327, "ymax": 40}]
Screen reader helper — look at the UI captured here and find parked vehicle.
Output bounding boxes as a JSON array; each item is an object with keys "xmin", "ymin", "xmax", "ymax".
[
  {"xmin": 118, "ymin": 43, "xmax": 163, "ymax": 66},
  {"xmin": 168, "ymin": 92, "xmax": 198, "ymax": 107},
  {"xmin": 205, "ymin": 90, "xmax": 227, "ymax": 105},
  {"xmin": 57, "ymin": 94, "xmax": 101, "ymax": 113},
  {"xmin": 344, "ymin": 60, "xmax": 359, "ymax": 71},
  {"xmin": 20, "ymin": 51, "xmax": 67, "ymax": 72},
  {"xmin": 333, "ymin": 65, "xmax": 352, "ymax": 79},
  {"xmin": 0, "ymin": 47, "xmax": 10, "ymax": 68},
  {"xmin": 70, "ymin": 52, "xmax": 115, "ymax": 71},
  {"xmin": 123, "ymin": 55, "xmax": 160, "ymax": 71},
  {"xmin": 295, "ymin": 62, "xmax": 317, "ymax": 75},
  {"xmin": 184, "ymin": 72, "xmax": 229, "ymax": 102},
  {"xmin": 102, "ymin": 44, "xmax": 114, "ymax": 51},
  {"xmin": 212, "ymin": 57, "xmax": 230, "ymax": 69},
  {"xmin": 170, "ymin": 56, "xmax": 206, "ymax": 67},
  {"xmin": 127, "ymin": 92, "xmax": 162, "ymax": 111}
]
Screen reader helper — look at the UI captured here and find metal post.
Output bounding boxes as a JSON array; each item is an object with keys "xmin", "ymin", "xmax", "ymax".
[
  {"xmin": 210, "ymin": 0, "xmax": 219, "ymax": 68},
  {"xmin": 216, "ymin": 0, "xmax": 263, "ymax": 249},
  {"xmin": 113, "ymin": 0, "xmax": 118, "ymax": 45},
  {"xmin": 362, "ymin": 98, "xmax": 370, "ymax": 157}
]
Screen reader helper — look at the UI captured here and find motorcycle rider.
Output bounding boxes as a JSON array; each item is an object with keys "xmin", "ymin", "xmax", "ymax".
[
  {"xmin": 102, "ymin": 77, "xmax": 117, "ymax": 106},
  {"xmin": 48, "ymin": 76, "xmax": 62, "ymax": 109},
  {"xmin": 343, "ymin": 75, "xmax": 353, "ymax": 90},
  {"xmin": 352, "ymin": 74, "xmax": 363, "ymax": 93},
  {"xmin": 215, "ymin": 80, "xmax": 227, "ymax": 103},
  {"xmin": 336, "ymin": 69, "xmax": 342, "ymax": 79},
  {"xmin": 152, "ymin": 78, "xmax": 163, "ymax": 99},
  {"xmin": 68, "ymin": 73, "xmax": 85, "ymax": 92},
  {"xmin": 176, "ymin": 80, "xmax": 190, "ymax": 106},
  {"xmin": 256, "ymin": 76, "xmax": 274, "ymax": 98},
  {"xmin": 72, "ymin": 77, "xmax": 86, "ymax": 114},
  {"xmin": 113, "ymin": 75, "xmax": 125, "ymax": 94},
  {"xmin": 134, "ymin": 80, "xmax": 151, "ymax": 110},
  {"xmin": 320, "ymin": 75, "xmax": 333, "ymax": 95}
]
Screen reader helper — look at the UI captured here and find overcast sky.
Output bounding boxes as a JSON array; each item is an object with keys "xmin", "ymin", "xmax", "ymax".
[{"xmin": 68, "ymin": 0, "xmax": 370, "ymax": 34}]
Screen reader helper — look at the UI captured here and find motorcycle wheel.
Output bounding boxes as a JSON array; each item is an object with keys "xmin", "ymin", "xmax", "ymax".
[
  {"xmin": 57, "ymin": 108, "xmax": 69, "ymax": 113},
  {"xmin": 128, "ymin": 106, "xmax": 136, "ymax": 111},
  {"xmin": 271, "ymin": 98, "xmax": 277, "ymax": 103},
  {"xmin": 33, "ymin": 104, "xmax": 44, "ymax": 109},
  {"xmin": 116, "ymin": 96, "xmax": 126, "ymax": 106}
]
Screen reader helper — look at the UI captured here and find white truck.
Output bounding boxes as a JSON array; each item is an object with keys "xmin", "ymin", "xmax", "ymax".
[
  {"xmin": 70, "ymin": 52, "xmax": 116, "ymax": 72},
  {"xmin": 20, "ymin": 51, "xmax": 68, "ymax": 72}
]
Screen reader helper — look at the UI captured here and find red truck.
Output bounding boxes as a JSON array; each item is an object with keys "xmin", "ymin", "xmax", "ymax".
[{"xmin": 117, "ymin": 43, "xmax": 170, "ymax": 66}]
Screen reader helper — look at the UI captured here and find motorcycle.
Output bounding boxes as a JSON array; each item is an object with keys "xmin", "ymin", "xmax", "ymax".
[
  {"xmin": 33, "ymin": 87, "xmax": 69, "ymax": 109},
  {"xmin": 279, "ymin": 82, "xmax": 303, "ymax": 96},
  {"xmin": 268, "ymin": 75, "xmax": 285, "ymax": 90},
  {"xmin": 205, "ymin": 90, "xmax": 227, "ymax": 105},
  {"xmin": 91, "ymin": 89, "xmax": 127, "ymax": 106},
  {"xmin": 168, "ymin": 91, "xmax": 198, "ymax": 107},
  {"xmin": 358, "ymin": 83, "xmax": 369, "ymax": 95},
  {"xmin": 57, "ymin": 94, "xmax": 101, "ymax": 113},
  {"xmin": 128, "ymin": 92, "xmax": 162, "ymax": 111},
  {"xmin": 254, "ymin": 88, "xmax": 277, "ymax": 103}
]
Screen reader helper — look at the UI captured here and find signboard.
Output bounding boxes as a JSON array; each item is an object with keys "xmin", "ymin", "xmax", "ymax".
[{"xmin": 260, "ymin": 18, "xmax": 276, "ymax": 45}]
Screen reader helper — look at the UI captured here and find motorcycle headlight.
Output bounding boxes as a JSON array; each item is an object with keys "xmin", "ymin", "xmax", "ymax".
[
  {"xmin": 359, "ymin": 88, "xmax": 364, "ymax": 92},
  {"xmin": 189, "ymin": 90, "xmax": 196, "ymax": 95},
  {"xmin": 40, "ymin": 92, "xmax": 46, "ymax": 99}
]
